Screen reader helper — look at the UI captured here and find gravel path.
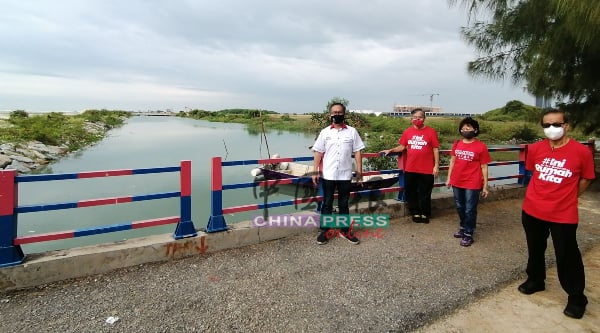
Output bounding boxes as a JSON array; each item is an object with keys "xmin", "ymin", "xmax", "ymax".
[{"xmin": 1, "ymin": 191, "xmax": 599, "ymax": 332}]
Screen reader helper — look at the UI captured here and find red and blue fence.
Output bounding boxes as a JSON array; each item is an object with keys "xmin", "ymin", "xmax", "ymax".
[
  {"xmin": 0, "ymin": 140, "xmax": 594, "ymax": 267},
  {"xmin": 205, "ymin": 140, "xmax": 595, "ymax": 232},
  {"xmin": 204, "ymin": 150, "xmax": 525, "ymax": 232},
  {"xmin": 205, "ymin": 154, "xmax": 406, "ymax": 232},
  {"xmin": 0, "ymin": 161, "xmax": 196, "ymax": 267}
]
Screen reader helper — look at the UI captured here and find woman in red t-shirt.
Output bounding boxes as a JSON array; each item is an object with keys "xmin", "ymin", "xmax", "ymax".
[
  {"xmin": 380, "ymin": 109, "xmax": 440, "ymax": 224},
  {"xmin": 445, "ymin": 117, "xmax": 491, "ymax": 247}
]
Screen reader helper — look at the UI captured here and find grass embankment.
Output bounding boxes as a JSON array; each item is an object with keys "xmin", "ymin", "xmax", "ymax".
[
  {"xmin": 179, "ymin": 107, "xmax": 592, "ymax": 170},
  {"xmin": 179, "ymin": 109, "xmax": 590, "ymax": 146},
  {"xmin": 0, "ymin": 109, "xmax": 131, "ymax": 151}
]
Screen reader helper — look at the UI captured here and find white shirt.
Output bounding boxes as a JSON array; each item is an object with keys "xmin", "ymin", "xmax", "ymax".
[{"xmin": 312, "ymin": 124, "xmax": 365, "ymax": 180}]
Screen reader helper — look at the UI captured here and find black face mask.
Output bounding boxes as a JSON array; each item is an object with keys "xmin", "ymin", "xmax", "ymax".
[
  {"xmin": 461, "ymin": 130, "xmax": 476, "ymax": 139},
  {"xmin": 331, "ymin": 114, "xmax": 345, "ymax": 124}
]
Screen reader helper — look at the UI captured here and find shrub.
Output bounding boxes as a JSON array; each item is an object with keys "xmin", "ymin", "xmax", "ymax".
[
  {"xmin": 511, "ymin": 124, "xmax": 538, "ymax": 142},
  {"xmin": 9, "ymin": 110, "xmax": 29, "ymax": 122},
  {"xmin": 363, "ymin": 135, "xmax": 399, "ymax": 171}
]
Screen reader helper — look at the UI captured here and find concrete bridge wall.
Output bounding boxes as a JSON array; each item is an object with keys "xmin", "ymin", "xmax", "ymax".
[{"xmin": 0, "ymin": 185, "xmax": 526, "ymax": 292}]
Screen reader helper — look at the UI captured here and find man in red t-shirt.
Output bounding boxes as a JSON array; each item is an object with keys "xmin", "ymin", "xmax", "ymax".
[
  {"xmin": 380, "ymin": 108, "xmax": 440, "ymax": 223},
  {"xmin": 518, "ymin": 108, "xmax": 595, "ymax": 319}
]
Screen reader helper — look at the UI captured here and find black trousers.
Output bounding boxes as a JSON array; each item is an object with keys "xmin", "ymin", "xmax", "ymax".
[
  {"xmin": 404, "ymin": 171, "xmax": 434, "ymax": 217},
  {"xmin": 521, "ymin": 210, "xmax": 587, "ymax": 304},
  {"xmin": 320, "ymin": 179, "xmax": 351, "ymax": 232}
]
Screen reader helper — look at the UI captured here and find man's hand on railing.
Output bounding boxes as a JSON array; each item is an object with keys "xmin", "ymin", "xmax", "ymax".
[{"xmin": 311, "ymin": 171, "xmax": 320, "ymax": 186}]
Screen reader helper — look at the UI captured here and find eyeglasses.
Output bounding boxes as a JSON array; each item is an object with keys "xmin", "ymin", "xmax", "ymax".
[{"xmin": 541, "ymin": 122, "xmax": 565, "ymax": 128}]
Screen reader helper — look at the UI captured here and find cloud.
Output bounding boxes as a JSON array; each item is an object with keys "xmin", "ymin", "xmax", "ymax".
[{"xmin": 0, "ymin": 0, "xmax": 532, "ymax": 113}]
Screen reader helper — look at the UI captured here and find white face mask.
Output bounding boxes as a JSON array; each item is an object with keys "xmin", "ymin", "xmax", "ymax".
[{"xmin": 544, "ymin": 126, "xmax": 565, "ymax": 140}]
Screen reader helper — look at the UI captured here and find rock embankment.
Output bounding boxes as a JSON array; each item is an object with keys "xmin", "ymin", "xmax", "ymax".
[
  {"xmin": 0, "ymin": 120, "xmax": 108, "ymax": 174},
  {"xmin": 0, "ymin": 141, "xmax": 68, "ymax": 174}
]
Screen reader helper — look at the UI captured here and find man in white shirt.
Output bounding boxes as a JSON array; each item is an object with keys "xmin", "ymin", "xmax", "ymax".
[{"xmin": 311, "ymin": 103, "xmax": 365, "ymax": 245}]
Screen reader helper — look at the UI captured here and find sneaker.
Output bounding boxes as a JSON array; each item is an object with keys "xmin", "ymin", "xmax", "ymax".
[
  {"xmin": 420, "ymin": 215, "xmax": 430, "ymax": 224},
  {"xmin": 339, "ymin": 231, "xmax": 360, "ymax": 245},
  {"xmin": 411, "ymin": 215, "xmax": 421, "ymax": 223},
  {"xmin": 460, "ymin": 235, "xmax": 474, "ymax": 247},
  {"xmin": 453, "ymin": 229, "xmax": 465, "ymax": 238},
  {"xmin": 316, "ymin": 230, "xmax": 329, "ymax": 245},
  {"xmin": 517, "ymin": 280, "xmax": 545, "ymax": 295}
]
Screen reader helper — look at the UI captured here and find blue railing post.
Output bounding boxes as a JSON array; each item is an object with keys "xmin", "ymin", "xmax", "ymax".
[
  {"xmin": 316, "ymin": 179, "xmax": 323, "ymax": 213},
  {"xmin": 206, "ymin": 157, "xmax": 228, "ymax": 232},
  {"xmin": 396, "ymin": 152, "xmax": 407, "ymax": 202},
  {"xmin": 518, "ymin": 144, "xmax": 531, "ymax": 185},
  {"xmin": 0, "ymin": 169, "xmax": 25, "ymax": 267},
  {"xmin": 174, "ymin": 160, "xmax": 198, "ymax": 239}
]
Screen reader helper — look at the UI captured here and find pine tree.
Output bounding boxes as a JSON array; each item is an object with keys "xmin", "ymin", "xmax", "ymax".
[{"xmin": 450, "ymin": 0, "xmax": 600, "ymax": 134}]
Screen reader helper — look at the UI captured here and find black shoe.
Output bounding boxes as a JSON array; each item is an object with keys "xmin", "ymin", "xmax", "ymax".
[
  {"xmin": 563, "ymin": 303, "xmax": 586, "ymax": 319},
  {"xmin": 517, "ymin": 280, "xmax": 545, "ymax": 295},
  {"xmin": 316, "ymin": 230, "xmax": 329, "ymax": 245},
  {"xmin": 420, "ymin": 215, "xmax": 430, "ymax": 224},
  {"xmin": 411, "ymin": 215, "xmax": 421, "ymax": 223},
  {"xmin": 339, "ymin": 231, "xmax": 360, "ymax": 245},
  {"xmin": 460, "ymin": 235, "xmax": 474, "ymax": 247}
]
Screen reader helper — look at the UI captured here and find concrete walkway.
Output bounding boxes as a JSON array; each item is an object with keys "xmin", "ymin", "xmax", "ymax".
[
  {"xmin": 416, "ymin": 243, "xmax": 600, "ymax": 332},
  {"xmin": 0, "ymin": 189, "xmax": 599, "ymax": 332}
]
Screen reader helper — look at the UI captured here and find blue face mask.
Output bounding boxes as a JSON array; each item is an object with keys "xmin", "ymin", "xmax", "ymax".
[{"xmin": 331, "ymin": 114, "xmax": 345, "ymax": 124}]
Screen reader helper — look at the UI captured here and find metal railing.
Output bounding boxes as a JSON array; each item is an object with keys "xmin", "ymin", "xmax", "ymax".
[
  {"xmin": 0, "ymin": 161, "xmax": 196, "ymax": 267},
  {"xmin": 205, "ymin": 141, "xmax": 565, "ymax": 232},
  {"xmin": 1, "ymin": 140, "xmax": 594, "ymax": 267}
]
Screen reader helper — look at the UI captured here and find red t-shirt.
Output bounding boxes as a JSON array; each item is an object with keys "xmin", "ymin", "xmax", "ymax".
[
  {"xmin": 449, "ymin": 139, "xmax": 491, "ymax": 190},
  {"xmin": 522, "ymin": 139, "xmax": 596, "ymax": 223},
  {"xmin": 398, "ymin": 126, "xmax": 440, "ymax": 174}
]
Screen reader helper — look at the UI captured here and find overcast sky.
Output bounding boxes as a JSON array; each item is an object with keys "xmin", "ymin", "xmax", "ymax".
[{"xmin": 0, "ymin": 0, "xmax": 533, "ymax": 114}]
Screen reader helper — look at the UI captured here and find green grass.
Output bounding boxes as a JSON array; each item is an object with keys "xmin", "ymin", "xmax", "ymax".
[
  {"xmin": 179, "ymin": 109, "xmax": 591, "ymax": 150},
  {"xmin": 0, "ymin": 109, "xmax": 131, "ymax": 151}
]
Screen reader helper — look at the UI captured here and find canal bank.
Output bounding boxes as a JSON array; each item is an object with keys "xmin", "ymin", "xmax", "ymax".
[{"xmin": 0, "ymin": 184, "xmax": 599, "ymax": 332}]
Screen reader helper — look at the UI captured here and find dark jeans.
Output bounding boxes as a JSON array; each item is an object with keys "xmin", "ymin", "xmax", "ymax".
[
  {"xmin": 452, "ymin": 186, "xmax": 480, "ymax": 235},
  {"xmin": 320, "ymin": 179, "xmax": 351, "ymax": 232},
  {"xmin": 404, "ymin": 171, "xmax": 434, "ymax": 218},
  {"xmin": 521, "ymin": 211, "xmax": 587, "ymax": 305}
]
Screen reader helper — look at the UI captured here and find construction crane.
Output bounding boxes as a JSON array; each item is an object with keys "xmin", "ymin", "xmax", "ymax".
[{"xmin": 421, "ymin": 93, "xmax": 439, "ymax": 111}]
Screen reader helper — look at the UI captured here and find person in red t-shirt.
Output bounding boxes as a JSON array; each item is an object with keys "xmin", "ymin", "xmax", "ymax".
[
  {"xmin": 445, "ymin": 117, "xmax": 491, "ymax": 247},
  {"xmin": 380, "ymin": 108, "xmax": 440, "ymax": 223},
  {"xmin": 517, "ymin": 108, "xmax": 595, "ymax": 319}
]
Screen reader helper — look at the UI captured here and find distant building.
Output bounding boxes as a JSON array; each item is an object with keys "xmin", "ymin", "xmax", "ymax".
[
  {"xmin": 349, "ymin": 109, "xmax": 384, "ymax": 116},
  {"xmin": 393, "ymin": 104, "xmax": 442, "ymax": 114},
  {"xmin": 535, "ymin": 96, "xmax": 552, "ymax": 108},
  {"xmin": 388, "ymin": 104, "xmax": 473, "ymax": 118}
]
